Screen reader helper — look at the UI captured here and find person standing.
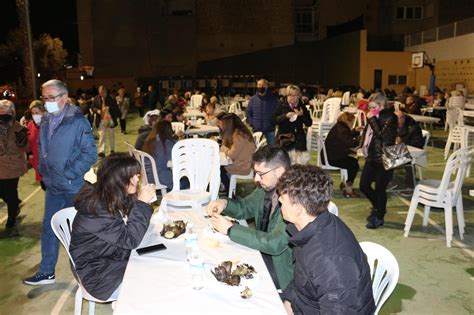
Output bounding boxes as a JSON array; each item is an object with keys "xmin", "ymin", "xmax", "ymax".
[
  {"xmin": 246, "ymin": 79, "xmax": 278, "ymax": 144},
  {"xmin": 116, "ymin": 88, "xmax": 130, "ymax": 134},
  {"xmin": 26, "ymin": 100, "xmax": 47, "ymax": 190},
  {"xmin": 92, "ymin": 86, "xmax": 121, "ymax": 157},
  {"xmin": 278, "ymin": 165, "xmax": 375, "ymax": 314},
  {"xmin": 0, "ymin": 100, "xmax": 28, "ymax": 234},
  {"xmin": 134, "ymin": 86, "xmax": 146, "ymax": 117},
  {"xmin": 359, "ymin": 93, "xmax": 397, "ymax": 229},
  {"xmin": 23, "ymin": 79, "xmax": 97, "ymax": 285},
  {"xmin": 208, "ymin": 145, "xmax": 293, "ymax": 290}
]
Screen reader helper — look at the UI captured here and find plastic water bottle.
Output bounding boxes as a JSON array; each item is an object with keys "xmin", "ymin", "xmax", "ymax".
[
  {"xmin": 185, "ymin": 223, "xmax": 198, "ymax": 261},
  {"xmin": 191, "ymin": 115, "xmax": 196, "ymax": 126},
  {"xmin": 189, "ymin": 251, "xmax": 205, "ymax": 290}
]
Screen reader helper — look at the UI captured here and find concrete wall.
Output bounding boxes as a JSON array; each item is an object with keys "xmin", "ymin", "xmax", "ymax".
[{"xmin": 359, "ymin": 30, "xmax": 415, "ymax": 92}]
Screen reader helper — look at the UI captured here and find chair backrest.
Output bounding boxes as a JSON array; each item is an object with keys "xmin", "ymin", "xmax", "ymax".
[
  {"xmin": 359, "ymin": 241, "xmax": 399, "ymax": 315},
  {"xmin": 328, "ymin": 201, "xmax": 338, "ymax": 216},
  {"xmin": 252, "ymin": 131, "xmax": 267, "ymax": 149},
  {"xmin": 306, "ymin": 126, "xmax": 313, "ymax": 152},
  {"xmin": 51, "ymin": 207, "xmax": 78, "ymax": 268},
  {"xmin": 421, "ymin": 129, "xmax": 430, "ymax": 149},
  {"xmin": 171, "ymin": 122, "xmax": 185, "ymax": 134},
  {"xmin": 448, "ymin": 95, "xmax": 465, "ymax": 109},
  {"xmin": 436, "ymin": 147, "xmax": 472, "ymax": 203},
  {"xmin": 190, "ymin": 94, "xmax": 203, "ymax": 109},
  {"xmin": 341, "ymin": 91, "xmax": 351, "ymax": 106},
  {"xmin": 171, "ymin": 139, "xmax": 220, "ymax": 200},
  {"xmin": 353, "ymin": 109, "xmax": 367, "ymax": 128},
  {"xmin": 446, "ymin": 108, "xmax": 463, "ymax": 130},
  {"xmin": 321, "ymin": 98, "xmax": 341, "ymax": 123},
  {"xmin": 228, "ymin": 102, "xmax": 242, "ymax": 114},
  {"xmin": 131, "ymin": 148, "xmax": 168, "ymax": 191},
  {"xmin": 393, "ymin": 101, "xmax": 403, "ymax": 112},
  {"xmin": 315, "ymin": 134, "xmax": 338, "ymax": 170},
  {"xmin": 124, "ymin": 141, "xmax": 136, "ymax": 155},
  {"xmin": 318, "ymin": 122, "xmax": 336, "ymax": 141}
]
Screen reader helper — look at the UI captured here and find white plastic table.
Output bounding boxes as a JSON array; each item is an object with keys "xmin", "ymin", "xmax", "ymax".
[
  {"xmin": 185, "ymin": 125, "xmax": 220, "ymax": 137},
  {"xmin": 408, "ymin": 114, "xmax": 440, "ymax": 124},
  {"xmin": 114, "ymin": 209, "xmax": 286, "ymax": 315}
]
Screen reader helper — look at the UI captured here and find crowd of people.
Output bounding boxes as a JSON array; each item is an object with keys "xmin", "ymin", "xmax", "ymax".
[{"xmin": 0, "ymin": 76, "xmax": 462, "ymax": 314}]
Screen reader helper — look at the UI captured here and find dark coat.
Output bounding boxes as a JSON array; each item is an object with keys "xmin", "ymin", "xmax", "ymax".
[
  {"xmin": 398, "ymin": 114, "xmax": 424, "ymax": 149},
  {"xmin": 70, "ymin": 189, "xmax": 153, "ymax": 301},
  {"xmin": 91, "ymin": 94, "xmax": 121, "ymax": 128},
  {"xmin": 273, "ymin": 100, "xmax": 312, "ymax": 151},
  {"xmin": 282, "ymin": 211, "xmax": 375, "ymax": 315},
  {"xmin": 246, "ymin": 92, "xmax": 279, "ymax": 132},
  {"xmin": 360, "ymin": 108, "xmax": 398, "ymax": 163},
  {"xmin": 325, "ymin": 121, "xmax": 360, "ymax": 162}
]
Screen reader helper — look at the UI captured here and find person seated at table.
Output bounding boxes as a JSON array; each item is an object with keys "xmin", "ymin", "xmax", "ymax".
[
  {"xmin": 324, "ymin": 112, "xmax": 361, "ymax": 198},
  {"xmin": 395, "ymin": 110, "xmax": 424, "ymax": 149},
  {"xmin": 277, "ymin": 165, "xmax": 375, "ymax": 315},
  {"xmin": 70, "ymin": 153, "xmax": 156, "ymax": 301},
  {"xmin": 404, "ymin": 95, "xmax": 422, "ymax": 115},
  {"xmin": 205, "ymin": 102, "xmax": 219, "ymax": 126},
  {"xmin": 208, "ymin": 145, "xmax": 293, "ymax": 290},
  {"xmin": 135, "ymin": 110, "xmax": 160, "ymax": 150},
  {"xmin": 172, "ymin": 108, "xmax": 185, "ymax": 124},
  {"xmin": 218, "ymin": 113, "xmax": 256, "ymax": 194},
  {"xmin": 142, "ymin": 120, "xmax": 176, "ymax": 190},
  {"xmin": 159, "ymin": 108, "xmax": 173, "ymax": 122}
]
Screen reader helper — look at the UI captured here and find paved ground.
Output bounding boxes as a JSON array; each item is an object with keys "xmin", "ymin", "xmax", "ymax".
[{"xmin": 0, "ymin": 113, "xmax": 473, "ymax": 314}]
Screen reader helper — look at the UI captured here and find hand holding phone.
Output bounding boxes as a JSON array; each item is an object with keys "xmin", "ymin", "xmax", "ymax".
[{"xmin": 136, "ymin": 243, "xmax": 167, "ymax": 255}]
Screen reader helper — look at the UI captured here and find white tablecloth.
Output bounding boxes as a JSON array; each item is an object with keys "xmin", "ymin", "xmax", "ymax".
[
  {"xmin": 408, "ymin": 114, "xmax": 440, "ymax": 123},
  {"xmin": 114, "ymin": 209, "xmax": 286, "ymax": 315},
  {"xmin": 463, "ymin": 110, "xmax": 474, "ymax": 118},
  {"xmin": 185, "ymin": 125, "xmax": 220, "ymax": 136}
]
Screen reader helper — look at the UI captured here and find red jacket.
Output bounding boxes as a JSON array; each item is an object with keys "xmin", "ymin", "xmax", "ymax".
[{"xmin": 27, "ymin": 120, "xmax": 41, "ymax": 181}]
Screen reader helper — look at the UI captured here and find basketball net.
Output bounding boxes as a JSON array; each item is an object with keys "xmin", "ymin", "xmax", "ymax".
[{"xmin": 82, "ymin": 66, "xmax": 95, "ymax": 76}]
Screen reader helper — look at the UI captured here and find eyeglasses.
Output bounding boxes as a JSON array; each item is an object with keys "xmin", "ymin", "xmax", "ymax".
[
  {"xmin": 287, "ymin": 94, "xmax": 300, "ymax": 98},
  {"xmin": 254, "ymin": 166, "xmax": 279, "ymax": 179},
  {"xmin": 41, "ymin": 93, "xmax": 64, "ymax": 102}
]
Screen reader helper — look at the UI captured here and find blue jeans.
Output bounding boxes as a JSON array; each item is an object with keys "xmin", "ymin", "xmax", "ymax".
[
  {"xmin": 264, "ymin": 131, "xmax": 275, "ymax": 145},
  {"xmin": 39, "ymin": 190, "xmax": 77, "ymax": 274}
]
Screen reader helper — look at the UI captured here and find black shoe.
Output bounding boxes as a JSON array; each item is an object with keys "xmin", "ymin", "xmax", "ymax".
[
  {"xmin": 366, "ymin": 208, "xmax": 378, "ymax": 221},
  {"xmin": 366, "ymin": 218, "xmax": 384, "ymax": 229},
  {"xmin": 98, "ymin": 152, "xmax": 105, "ymax": 158}
]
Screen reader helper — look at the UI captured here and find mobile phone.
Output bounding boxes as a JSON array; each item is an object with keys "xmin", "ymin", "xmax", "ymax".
[{"xmin": 136, "ymin": 243, "xmax": 167, "ymax": 255}]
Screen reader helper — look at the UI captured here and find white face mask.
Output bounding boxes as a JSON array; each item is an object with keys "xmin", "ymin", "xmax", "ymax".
[
  {"xmin": 45, "ymin": 101, "xmax": 60, "ymax": 113},
  {"xmin": 32, "ymin": 114, "xmax": 42, "ymax": 125}
]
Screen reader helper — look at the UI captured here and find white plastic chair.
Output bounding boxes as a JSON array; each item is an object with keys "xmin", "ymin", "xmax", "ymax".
[
  {"xmin": 359, "ymin": 241, "xmax": 399, "ymax": 315},
  {"xmin": 315, "ymin": 134, "xmax": 348, "ymax": 185},
  {"xmin": 171, "ymin": 122, "xmax": 185, "ymax": 135},
  {"xmin": 51, "ymin": 207, "xmax": 116, "ymax": 315},
  {"xmin": 341, "ymin": 91, "xmax": 351, "ymax": 106},
  {"xmin": 416, "ymin": 130, "xmax": 431, "ymax": 180},
  {"xmin": 318, "ymin": 122, "xmax": 336, "ymax": 141},
  {"xmin": 327, "ymin": 201, "xmax": 338, "ymax": 216},
  {"xmin": 130, "ymin": 148, "xmax": 168, "ymax": 196},
  {"xmin": 404, "ymin": 147, "xmax": 472, "ymax": 247},
  {"xmin": 320, "ymin": 98, "xmax": 341, "ymax": 123},
  {"xmin": 190, "ymin": 94, "xmax": 203, "ymax": 109},
  {"xmin": 444, "ymin": 125, "xmax": 463, "ymax": 160},
  {"xmin": 353, "ymin": 109, "xmax": 367, "ymax": 128},
  {"xmin": 161, "ymin": 139, "xmax": 220, "ymax": 211},
  {"xmin": 252, "ymin": 131, "xmax": 267, "ymax": 149}
]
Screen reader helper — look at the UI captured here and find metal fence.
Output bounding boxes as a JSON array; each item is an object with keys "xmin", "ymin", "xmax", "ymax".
[{"xmin": 405, "ymin": 16, "xmax": 474, "ymax": 48}]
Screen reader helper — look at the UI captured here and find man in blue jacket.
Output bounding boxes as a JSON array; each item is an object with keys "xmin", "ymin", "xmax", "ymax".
[
  {"xmin": 24, "ymin": 79, "xmax": 98, "ymax": 285},
  {"xmin": 246, "ymin": 79, "xmax": 278, "ymax": 144}
]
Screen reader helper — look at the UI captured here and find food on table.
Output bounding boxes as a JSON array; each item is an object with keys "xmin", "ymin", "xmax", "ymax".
[
  {"xmin": 240, "ymin": 286, "xmax": 252, "ymax": 299},
  {"xmin": 202, "ymin": 237, "xmax": 220, "ymax": 248},
  {"xmin": 211, "ymin": 261, "xmax": 256, "ymax": 289},
  {"xmin": 160, "ymin": 220, "xmax": 186, "ymax": 239}
]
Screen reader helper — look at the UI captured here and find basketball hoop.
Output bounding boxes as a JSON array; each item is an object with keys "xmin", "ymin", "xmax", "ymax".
[{"xmin": 82, "ymin": 65, "xmax": 95, "ymax": 77}]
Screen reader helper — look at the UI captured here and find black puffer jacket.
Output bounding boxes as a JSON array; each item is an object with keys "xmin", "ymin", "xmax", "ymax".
[
  {"xmin": 282, "ymin": 211, "xmax": 375, "ymax": 314},
  {"xmin": 325, "ymin": 121, "xmax": 360, "ymax": 162},
  {"xmin": 70, "ymin": 185, "xmax": 153, "ymax": 300},
  {"xmin": 398, "ymin": 114, "xmax": 424, "ymax": 149},
  {"xmin": 360, "ymin": 108, "xmax": 397, "ymax": 163}
]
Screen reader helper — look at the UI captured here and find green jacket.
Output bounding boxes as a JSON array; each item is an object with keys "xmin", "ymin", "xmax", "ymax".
[{"xmin": 224, "ymin": 188, "xmax": 293, "ymax": 290}]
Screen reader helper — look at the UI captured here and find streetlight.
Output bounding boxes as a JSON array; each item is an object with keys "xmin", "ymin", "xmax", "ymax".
[{"xmin": 37, "ymin": 73, "xmax": 40, "ymax": 77}]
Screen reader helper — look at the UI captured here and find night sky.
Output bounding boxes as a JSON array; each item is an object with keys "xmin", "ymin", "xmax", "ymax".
[{"xmin": 0, "ymin": 0, "xmax": 79, "ymax": 62}]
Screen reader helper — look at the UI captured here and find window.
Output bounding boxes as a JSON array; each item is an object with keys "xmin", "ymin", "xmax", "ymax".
[
  {"xmin": 296, "ymin": 8, "xmax": 314, "ymax": 33},
  {"xmin": 388, "ymin": 75, "xmax": 407, "ymax": 85},
  {"xmin": 396, "ymin": 7, "xmax": 423, "ymax": 20}
]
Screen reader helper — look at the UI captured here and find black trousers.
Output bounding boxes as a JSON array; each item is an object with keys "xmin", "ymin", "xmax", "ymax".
[
  {"xmin": 0, "ymin": 178, "xmax": 20, "ymax": 227},
  {"xmin": 359, "ymin": 160, "xmax": 394, "ymax": 219},
  {"xmin": 120, "ymin": 119, "xmax": 127, "ymax": 132},
  {"xmin": 220, "ymin": 166, "xmax": 230, "ymax": 195},
  {"xmin": 329, "ymin": 156, "xmax": 360, "ymax": 183}
]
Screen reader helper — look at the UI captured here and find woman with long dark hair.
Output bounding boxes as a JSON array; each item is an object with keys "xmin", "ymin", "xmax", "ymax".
[
  {"xmin": 70, "ymin": 153, "xmax": 156, "ymax": 301},
  {"xmin": 142, "ymin": 120, "xmax": 176, "ymax": 190},
  {"xmin": 219, "ymin": 113, "xmax": 256, "ymax": 194}
]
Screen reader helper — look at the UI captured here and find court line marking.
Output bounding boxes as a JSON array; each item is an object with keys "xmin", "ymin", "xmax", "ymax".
[
  {"xmin": 397, "ymin": 196, "xmax": 474, "ymax": 259},
  {"xmin": 50, "ymin": 281, "xmax": 77, "ymax": 315},
  {"xmin": 0, "ymin": 186, "xmax": 42, "ymax": 224}
]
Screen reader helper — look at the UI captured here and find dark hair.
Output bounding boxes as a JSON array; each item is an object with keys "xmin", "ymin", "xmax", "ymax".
[
  {"xmin": 159, "ymin": 109, "xmax": 172, "ymax": 120},
  {"xmin": 143, "ymin": 120, "xmax": 174, "ymax": 154},
  {"xmin": 220, "ymin": 113, "xmax": 253, "ymax": 148},
  {"xmin": 75, "ymin": 153, "xmax": 142, "ymax": 216},
  {"xmin": 277, "ymin": 165, "xmax": 333, "ymax": 216},
  {"xmin": 173, "ymin": 108, "xmax": 184, "ymax": 121},
  {"xmin": 252, "ymin": 144, "xmax": 291, "ymax": 170}
]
